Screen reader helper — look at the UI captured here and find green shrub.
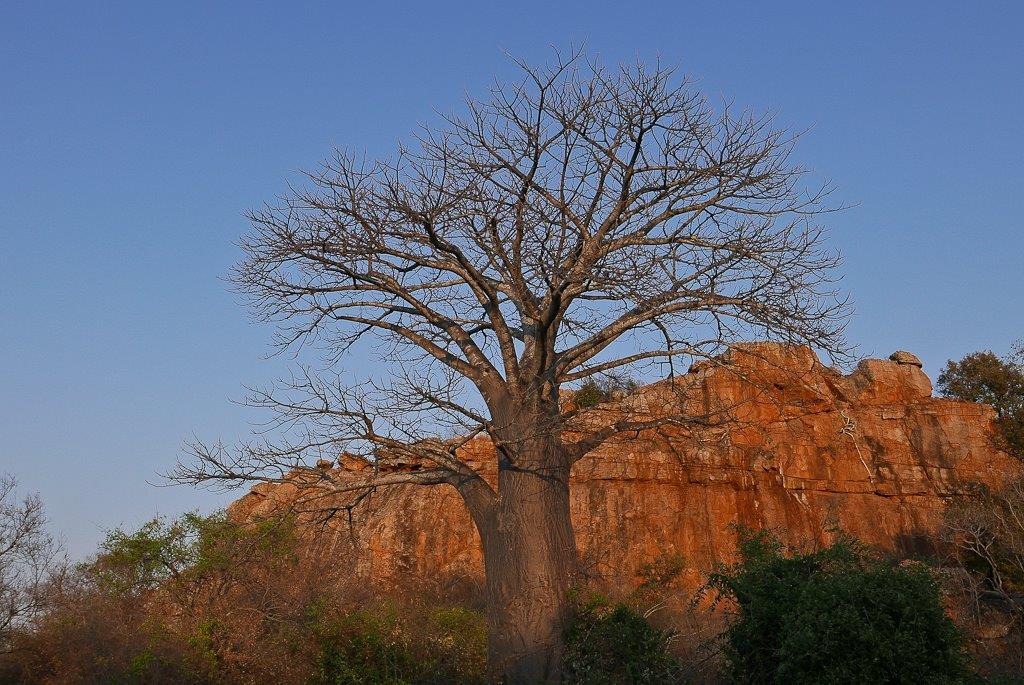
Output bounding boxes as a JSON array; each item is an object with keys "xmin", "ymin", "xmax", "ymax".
[
  {"xmin": 575, "ymin": 380, "xmax": 610, "ymax": 408},
  {"xmin": 574, "ymin": 375, "xmax": 639, "ymax": 408},
  {"xmin": 563, "ymin": 592, "xmax": 685, "ymax": 684},
  {"xmin": 187, "ymin": 619, "xmax": 226, "ymax": 682},
  {"xmin": 310, "ymin": 601, "xmax": 486, "ymax": 685},
  {"xmin": 707, "ymin": 528, "xmax": 972, "ymax": 684},
  {"xmin": 94, "ymin": 511, "xmax": 298, "ymax": 597},
  {"xmin": 312, "ymin": 606, "xmax": 414, "ymax": 684},
  {"xmin": 421, "ymin": 606, "xmax": 488, "ymax": 682}
]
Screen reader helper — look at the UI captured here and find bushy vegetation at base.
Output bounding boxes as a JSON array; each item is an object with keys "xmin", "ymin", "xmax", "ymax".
[
  {"xmin": 564, "ymin": 596, "xmax": 685, "ymax": 684},
  {"xmin": 5, "ymin": 510, "xmax": 1021, "ymax": 683},
  {"xmin": 562, "ymin": 553, "xmax": 690, "ymax": 684},
  {"xmin": 310, "ymin": 603, "xmax": 486, "ymax": 685},
  {"xmin": 707, "ymin": 528, "xmax": 972, "ymax": 684},
  {"xmin": 0, "ymin": 513, "xmax": 487, "ymax": 684},
  {"xmin": 943, "ymin": 477, "xmax": 1024, "ymax": 679}
]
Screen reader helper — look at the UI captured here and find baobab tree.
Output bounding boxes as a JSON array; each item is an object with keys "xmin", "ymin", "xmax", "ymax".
[{"xmin": 175, "ymin": 52, "xmax": 848, "ymax": 683}]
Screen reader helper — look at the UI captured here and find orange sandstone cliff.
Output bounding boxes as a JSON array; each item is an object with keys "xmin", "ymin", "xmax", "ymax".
[{"xmin": 229, "ymin": 343, "xmax": 1018, "ymax": 592}]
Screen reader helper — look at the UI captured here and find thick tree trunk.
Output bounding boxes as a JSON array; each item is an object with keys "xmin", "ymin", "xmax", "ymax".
[{"xmin": 475, "ymin": 440, "xmax": 577, "ymax": 684}]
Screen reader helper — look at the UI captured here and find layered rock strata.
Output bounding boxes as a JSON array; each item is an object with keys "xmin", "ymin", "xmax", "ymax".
[{"xmin": 229, "ymin": 343, "xmax": 1017, "ymax": 591}]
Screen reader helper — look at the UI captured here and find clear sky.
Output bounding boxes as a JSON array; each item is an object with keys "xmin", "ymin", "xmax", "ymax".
[{"xmin": 2, "ymin": 1, "xmax": 1022, "ymax": 558}]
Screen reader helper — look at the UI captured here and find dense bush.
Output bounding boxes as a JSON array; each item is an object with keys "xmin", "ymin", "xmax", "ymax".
[
  {"xmin": 706, "ymin": 528, "xmax": 972, "ymax": 684},
  {"xmin": 0, "ymin": 513, "xmax": 309, "ymax": 683},
  {"xmin": 0, "ymin": 512, "xmax": 486, "ymax": 684},
  {"xmin": 6, "ymin": 510, "xmax": 1012, "ymax": 683},
  {"xmin": 311, "ymin": 602, "xmax": 486, "ymax": 684},
  {"xmin": 564, "ymin": 594, "xmax": 685, "ymax": 684}
]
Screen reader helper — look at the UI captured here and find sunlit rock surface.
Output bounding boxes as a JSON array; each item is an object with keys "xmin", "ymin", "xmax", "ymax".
[{"xmin": 229, "ymin": 343, "xmax": 1018, "ymax": 591}]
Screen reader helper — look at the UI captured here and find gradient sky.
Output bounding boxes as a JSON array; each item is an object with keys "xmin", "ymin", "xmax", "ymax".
[{"xmin": 2, "ymin": 1, "xmax": 1022, "ymax": 558}]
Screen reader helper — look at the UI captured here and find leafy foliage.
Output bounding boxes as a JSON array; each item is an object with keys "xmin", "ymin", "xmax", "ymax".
[
  {"xmin": 563, "ymin": 592, "xmax": 685, "ymax": 685},
  {"xmin": 6, "ymin": 510, "xmax": 1013, "ymax": 683},
  {"xmin": 574, "ymin": 374, "xmax": 640, "ymax": 409},
  {"xmin": 706, "ymin": 528, "xmax": 971, "ymax": 684},
  {"xmin": 311, "ymin": 603, "xmax": 486, "ymax": 685},
  {"xmin": 94, "ymin": 516, "xmax": 199, "ymax": 595},
  {"xmin": 1, "ymin": 511, "xmax": 486, "ymax": 684},
  {"xmin": 938, "ymin": 345, "xmax": 1024, "ymax": 458},
  {"xmin": 95, "ymin": 511, "xmax": 299, "ymax": 594}
]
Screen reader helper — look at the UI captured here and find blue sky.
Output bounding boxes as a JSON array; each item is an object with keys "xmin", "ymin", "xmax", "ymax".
[{"xmin": 1, "ymin": 1, "xmax": 1021, "ymax": 557}]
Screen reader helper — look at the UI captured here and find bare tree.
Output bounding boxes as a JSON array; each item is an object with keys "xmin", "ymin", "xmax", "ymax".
[
  {"xmin": 944, "ymin": 478, "xmax": 1024, "ymax": 614},
  {"xmin": 173, "ymin": 51, "xmax": 847, "ymax": 682},
  {"xmin": 0, "ymin": 474, "xmax": 60, "ymax": 652}
]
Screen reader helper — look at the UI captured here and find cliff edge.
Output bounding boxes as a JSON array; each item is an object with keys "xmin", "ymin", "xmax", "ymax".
[{"xmin": 229, "ymin": 342, "xmax": 1018, "ymax": 591}]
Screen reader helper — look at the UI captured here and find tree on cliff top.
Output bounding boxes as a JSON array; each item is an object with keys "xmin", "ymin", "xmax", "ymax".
[
  {"xmin": 172, "ymin": 51, "xmax": 848, "ymax": 683},
  {"xmin": 938, "ymin": 344, "xmax": 1024, "ymax": 459}
]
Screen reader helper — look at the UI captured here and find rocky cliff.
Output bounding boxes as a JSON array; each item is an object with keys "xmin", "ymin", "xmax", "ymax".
[{"xmin": 229, "ymin": 343, "xmax": 1018, "ymax": 592}]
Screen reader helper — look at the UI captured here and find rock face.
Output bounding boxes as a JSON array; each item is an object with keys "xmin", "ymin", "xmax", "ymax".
[{"xmin": 229, "ymin": 343, "xmax": 1018, "ymax": 592}]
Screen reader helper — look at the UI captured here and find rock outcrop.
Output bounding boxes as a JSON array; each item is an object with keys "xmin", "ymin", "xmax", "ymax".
[{"xmin": 229, "ymin": 343, "xmax": 1018, "ymax": 592}]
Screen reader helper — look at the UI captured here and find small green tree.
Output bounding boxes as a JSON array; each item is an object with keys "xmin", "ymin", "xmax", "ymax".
[
  {"xmin": 706, "ymin": 528, "xmax": 971, "ymax": 684},
  {"xmin": 938, "ymin": 345, "xmax": 1024, "ymax": 459},
  {"xmin": 574, "ymin": 374, "xmax": 640, "ymax": 409},
  {"xmin": 94, "ymin": 516, "xmax": 200, "ymax": 595},
  {"xmin": 93, "ymin": 512, "xmax": 297, "ymax": 601}
]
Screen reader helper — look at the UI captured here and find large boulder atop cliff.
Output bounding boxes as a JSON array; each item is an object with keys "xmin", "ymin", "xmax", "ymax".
[
  {"xmin": 229, "ymin": 343, "xmax": 1018, "ymax": 592},
  {"xmin": 889, "ymin": 350, "xmax": 924, "ymax": 367}
]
